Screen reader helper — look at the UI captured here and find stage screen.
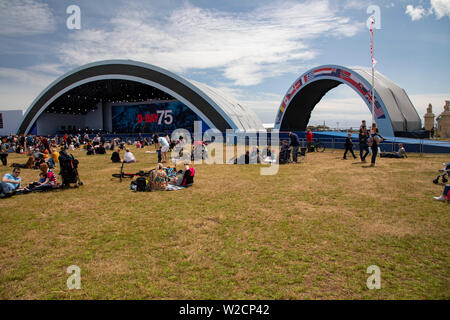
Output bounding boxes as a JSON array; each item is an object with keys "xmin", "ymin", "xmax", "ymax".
[{"xmin": 111, "ymin": 101, "xmax": 210, "ymax": 133}]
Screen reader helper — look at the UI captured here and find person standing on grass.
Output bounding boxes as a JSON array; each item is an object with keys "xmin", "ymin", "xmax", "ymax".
[
  {"xmin": 369, "ymin": 128, "xmax": 384, "ymax": 167},
  {"xmin": 154, "ymin": 134, "xmax": 162, "ymax": 163},
  {"xmin": 359, "ymin": 126, "xmax": 370, "ymax": 162},
  {"xmin": 343, "ymin": 133, "xmax": 357, "ymax": 160},
  {"xmin": 164, "ymin": 132, "xmax": 171, "ymax": 146},
  {"xmin": 288, "ymin": 132, "xmax": 300, "ymax": 163},
  {"xmin": 360, "ymin": 120, "xmax": 367, "ymax": 133},
  {"xmin": 18, "ymin": 134, "xmax": 25, "ymax": 153},
  {"xmin": 158, "ymin": 134, "xmax": 169, "ymax": 163},
  {"xmin": 306, "ymin": 129, "xmax": 313, "ymax": 152},
  {"xmin": 152, "ymin": 133, "xmax": 158, "ymax": 150},
  {"xmin": 1, "ymin": 137, "xmax": 9, "ymax": 166}
]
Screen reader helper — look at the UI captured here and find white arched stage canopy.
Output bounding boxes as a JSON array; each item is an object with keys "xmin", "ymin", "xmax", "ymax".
[
  {"xmin": 18, "ymin": 60, "xmax": 264, "ymax": 135},
  {"xmin": 274, "ymin": 65, "xmax": 422, "ymax": 137}
]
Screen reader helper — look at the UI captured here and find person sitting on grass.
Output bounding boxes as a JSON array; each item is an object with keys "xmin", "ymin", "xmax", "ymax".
[
  {"xmin": 380, "ymin": 143, "xmax": 408, "ymax": 158},
  {"xmin": 179, "ymin": 162, "xmax": 195, "ymax": 187},
  {"xmin": 26, "ymin": 172, "xmax": 49, "ymax": 192},
  {"xmin": 123, "ymin": 149, "xmax": 136, "ymax": 163},
  {"xmin": 111, "ymin": 148, "xmax": 122, "ymax": 163},
  {"xmin": 10, "ymin": 156, "xmax": 35, "ymax": 169},
  {"xmin": 170, "ymin": 161, "xmax": 195, "ymax": 187},
  {"xmin": 31, "ymin": 163, "xmax": 57, "ymax": 191},
  {"xmin": 0, "ymin": 167, "xmax": 22, "ymax": 198},
  {"xmin": 46, "ymin": 155, "xmax": 56, "ymax": 169},
  {"xmin": 51, "ymin": 148, "xmax": 60, "ymax": 165},
  {"xmin": 150, "ymin": 163, "xmax": 169, "ymax": 191},
  {"xmin": 32, "ymin": 148, "xmax": 44, "ymax": 162},
  {"xmin": 95, "ymin": 143, "xmax": 106, "ymax": 155},
  {"xmin": 33, "ymin": 154, "xmax": 46, "ymax": 170},
  {"xmin": 232, "ymin": 151, "xmax": 250, "ymax": 164},
  {"xmin": 86, "ymin": 142, "xmax": 95, "ymax": 155},
  {"xmin": 250, "ymin": 147, "xmax": 262, "ymax": 164},
  {"xmin": 433, "ymin": 184, "xmax": 450, "ymax": 202},
  {"xmin": 279, "ymin": 140, "xmax": 290, "ymax": 164},
  {"xmin": 43, "ymin": 149, "xmax": 50, "ymax": 161}
]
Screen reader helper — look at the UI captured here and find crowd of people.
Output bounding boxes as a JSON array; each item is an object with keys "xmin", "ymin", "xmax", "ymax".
[{"xmin": 1, "ymin": 126, "xmax": 448, "ymax": 200}]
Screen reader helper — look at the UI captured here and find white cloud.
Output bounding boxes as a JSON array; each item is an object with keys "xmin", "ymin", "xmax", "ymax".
[
  {"xmin": 386, "ymin": 3, "xmax": 396, "ymax": 9},
  {"xmin": 0, "ymin": 67, "xmax": 55, "ymax": 85},
  {"xmin": 0, "ymin": 67, "xmax": 56, "ymax": 110},
  {"xmin": 0, "ymin": 0, "xmax": 56, "ymax": 35},
  {"xmin": 57, "ymin": 0, "xmax": 363, "ymax": 86},
  {"xmin": 405, "ymin": 5, "xmax": 427, "ymax": 21},
  {"xmin": 243, "ymin": 97, "xmax": 282, "ymax": 123},
  {"xmin": 28, "ymin": 64, "xmax": 65, "ymax": 75},
  {"xmin": 405, "ymin": 0, "xmax": 450, "ymax": 21},
  {"xmin": 430, "ymin": 0, "xmax": 450, "ymax": 19},
  {"xmin": 343, "ymin": 0, "xmax": 370, "ymax": 10}
]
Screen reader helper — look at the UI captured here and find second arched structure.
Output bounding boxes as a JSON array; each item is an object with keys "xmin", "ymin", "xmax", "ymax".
[{"xmin": 274, "ymin": 65, "xmax": 421, "ymax": 137}]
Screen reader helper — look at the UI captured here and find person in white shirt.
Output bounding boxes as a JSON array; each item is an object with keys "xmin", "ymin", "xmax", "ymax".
[
  {"xmin": 123, "ymin": 149, "xmax": 136, "ymax": 163},
  {"xmin": 158, "ymin": 136, "xmax": 169, "ymax": 163}
]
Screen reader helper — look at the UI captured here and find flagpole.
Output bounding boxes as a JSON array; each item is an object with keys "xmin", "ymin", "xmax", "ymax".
[
  {"xmin": 372, "ymin": 60, "xmax": 375, "ymax": 127},
  {"xmin": 370, "ymin": 17, "xmax": 375, "ymax": 128}
]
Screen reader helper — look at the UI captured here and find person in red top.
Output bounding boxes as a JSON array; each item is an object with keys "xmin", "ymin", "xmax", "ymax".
[
  {"xmin": 181, "ymin": 164, "xmax": 195, "ymax": 187},
  {"xmin": 306, "ymin": 129, "xmax": 314, "ymax": 152},
  {"xmin": 39, "ymin": 163, "xmax": 56, "ymax": 187},
  {"xmin": 170, "ymin": 161, "xmax": 195, "ymax": 187},
  {"xmin": 27, "ymin": 163, "xmax": 57, "ymax": 192}
]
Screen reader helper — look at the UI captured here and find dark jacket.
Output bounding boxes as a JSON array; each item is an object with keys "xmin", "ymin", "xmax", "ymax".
[
  {"xmin": 359, "ymin": 133, "xmax": 368, "ymax": 146},
  {"xmin": 289, "ymin": 133, "xmax": 300, "ymax": 147},
  {"xmin": 111, "ymin": 151, "xmax": 121, "ymax": 163},
  {"xmin": 345, "ymin": 137, "xmax": 353, "ymax": 148}
]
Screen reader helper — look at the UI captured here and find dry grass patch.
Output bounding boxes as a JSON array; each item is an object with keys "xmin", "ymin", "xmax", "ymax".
[{"xmin": 0, "ymin": 147, "xmax": 449, "ymax": 299}]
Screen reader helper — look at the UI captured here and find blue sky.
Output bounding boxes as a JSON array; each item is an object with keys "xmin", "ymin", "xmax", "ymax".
[{"xmin": 0, "ymin": 0, "xmax": 449, "ymax": 128}]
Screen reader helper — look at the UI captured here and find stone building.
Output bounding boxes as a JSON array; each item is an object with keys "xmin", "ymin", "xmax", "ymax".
[{"xmin": 437, "ymin": 101, "xmax": 450, "ymax": 138}]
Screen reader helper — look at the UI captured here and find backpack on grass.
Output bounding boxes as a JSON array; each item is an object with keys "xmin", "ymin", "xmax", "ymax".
[{"xmin": 130, "ymin": 177, "xmax": 150, "ymax": 192}]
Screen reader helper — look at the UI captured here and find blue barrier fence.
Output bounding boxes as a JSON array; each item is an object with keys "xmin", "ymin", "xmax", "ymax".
[{"xmin": 50, "ymin": 131, "xmax": 450, "ymax": 154}]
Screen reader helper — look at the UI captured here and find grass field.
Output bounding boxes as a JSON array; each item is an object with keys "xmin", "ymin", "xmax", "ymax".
[{"xmin": 0, "ymin": 146, "xmax": 449, "ymax": 299}]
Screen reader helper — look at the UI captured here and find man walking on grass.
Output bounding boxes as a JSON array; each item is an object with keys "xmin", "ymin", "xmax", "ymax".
[
  {"xmin": 359, "ymin": 126, "xmax": 370, "ymax": 162},
  {"xmin": 343, "ymin": 133, "xmax": 357, "ymax": 160}
]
